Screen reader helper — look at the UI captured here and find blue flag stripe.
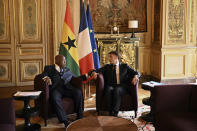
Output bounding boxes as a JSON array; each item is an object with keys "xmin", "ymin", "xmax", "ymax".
[
  {"xmin": 86, "ymin": 4, "xmax": 100, "ymax": 69},
  {"xmin": 79, "ymin": 3, "xmax": 88, "ymax": 33}
]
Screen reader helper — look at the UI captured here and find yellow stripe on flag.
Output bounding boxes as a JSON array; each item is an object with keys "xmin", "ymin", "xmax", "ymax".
[
  {"xmin": 61, "ymin": 23, "xmax": 75, "ymax": 43},
  {"xmin": 61, "ymin": 23, "xmax": 79, "ymax": 65}
]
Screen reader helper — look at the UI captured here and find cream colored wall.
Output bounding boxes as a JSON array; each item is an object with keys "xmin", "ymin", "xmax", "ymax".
[
  {"xmin": 138, "ymin": 0, "xmax": 152, "ymax": 75},
  {"xmin": 161, "ymin": 0, "xmax": 197, "ymax": 80}
]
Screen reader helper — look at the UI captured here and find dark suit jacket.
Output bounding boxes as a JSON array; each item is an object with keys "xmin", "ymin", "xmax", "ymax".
[
  {"xmin": 41, "ymin": 65, "xmax": 86, "ymax": 91},
  {"xmin": 41, "ymin": 65, "xmax": 74, "ymax": 91},
  {"xmin": 96, "ymin": 63, "xmax": 138, "ymax": 87}
]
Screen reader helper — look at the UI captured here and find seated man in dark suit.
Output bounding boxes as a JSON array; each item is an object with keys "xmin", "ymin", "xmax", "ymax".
[
  {"xmin": 92, "ymin": 51, "xmax": 139, "ymax": 116},
  {"xmin": 41, "ymin": 55, "xmax": 84, "ymax": 127}
]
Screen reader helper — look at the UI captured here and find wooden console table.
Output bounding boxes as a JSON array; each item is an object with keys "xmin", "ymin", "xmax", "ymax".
[{"xmin": 97, "ymin": 37, "xmax": 140, "ymax": 70}]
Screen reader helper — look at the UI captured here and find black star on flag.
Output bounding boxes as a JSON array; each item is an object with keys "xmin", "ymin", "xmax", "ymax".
[{"xmin": 62, "ymin": 36, "xmax": 76, "ymax": 50}]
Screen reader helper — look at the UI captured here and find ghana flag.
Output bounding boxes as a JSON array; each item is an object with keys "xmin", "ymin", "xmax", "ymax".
[{"xmin": 59, "ymin": 0, "xmax": 80, "ymax": 76}]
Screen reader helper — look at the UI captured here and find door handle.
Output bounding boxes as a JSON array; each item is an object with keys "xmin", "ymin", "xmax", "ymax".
[
  {"xmin": 16, "ymin": 44, "xmax": 22, "ymax": 47},
  {"xmin": 16, "ymin": 40, "xmax": 22, "ymax": 48}
]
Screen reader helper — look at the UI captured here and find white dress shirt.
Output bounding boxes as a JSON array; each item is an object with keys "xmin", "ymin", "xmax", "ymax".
[
  {"xmin": 55, "ymin": 64, "xmax": 61, "ymax": 72},
  {"xmin": 115, "ymin": 61, "xmax": 120, "ymax": 84}
]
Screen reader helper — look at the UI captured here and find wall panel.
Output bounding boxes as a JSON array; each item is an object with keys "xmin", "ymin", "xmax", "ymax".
[{"xmin": 151, "ymin": 49, "xmax": 161, "ymax": 78}]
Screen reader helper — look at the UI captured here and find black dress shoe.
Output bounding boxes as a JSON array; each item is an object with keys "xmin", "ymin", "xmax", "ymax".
[
  {"xmin": 64, "ymin": 120, "xmax": 71, "ymax": 127},
  {"xmin": 113, "ymin": 112, "xmax": 118, "ymax": 117},
  {"xmin": 112, "ymin": 111, "xmax": 118, "ymax": 117}
]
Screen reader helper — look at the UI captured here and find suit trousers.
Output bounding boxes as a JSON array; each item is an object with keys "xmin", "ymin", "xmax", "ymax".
[
  {"xmin": 50, "ymin": 82, "xmax": 83, "ymax": 122},
  {"xmin": 105, "ymin": 85, "xmax": 129, "ymax": 113}
]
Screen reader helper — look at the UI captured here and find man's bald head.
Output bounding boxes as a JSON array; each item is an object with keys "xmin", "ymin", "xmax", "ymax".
[{"xmin": 55, "ymin": 55, "xmax": 66, "ymax": 68}]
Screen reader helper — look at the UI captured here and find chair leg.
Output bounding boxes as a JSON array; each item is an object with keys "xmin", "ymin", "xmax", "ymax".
[
  {"xmin": 134, "ymin": 111, "xmax": 137, "ymax": 118},
  {"xmin": 44, "ymin": 119, "xmax": 47, "ymax": 126},
  {"xmin": 97, "ymin": 110, "xmax": 100, "ymax": 116}
]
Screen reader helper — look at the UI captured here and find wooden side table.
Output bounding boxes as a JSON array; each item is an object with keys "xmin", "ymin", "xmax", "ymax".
[
  {"xmin": 140, "ymin": 81, "xmax": 164, "ymax": 122},
  {"xmin": 14, "ymin": 91, "xmax": 41, "ymax": 131}
]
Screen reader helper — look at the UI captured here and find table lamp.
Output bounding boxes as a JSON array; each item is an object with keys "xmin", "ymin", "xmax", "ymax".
[{"xmin": 128, "ymin": 20, "xmax": 138, "ymax": 38}]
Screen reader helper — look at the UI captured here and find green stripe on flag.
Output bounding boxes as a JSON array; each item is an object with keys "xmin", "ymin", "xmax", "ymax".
[{"xmin": 59, "ymin": 44, "xmax": 80, "ymax": 76}]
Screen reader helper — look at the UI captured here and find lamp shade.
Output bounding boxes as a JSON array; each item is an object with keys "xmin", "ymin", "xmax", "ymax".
[{"xmin": 128, "ymin": 20, "xmax": 138, "ymax": 28}]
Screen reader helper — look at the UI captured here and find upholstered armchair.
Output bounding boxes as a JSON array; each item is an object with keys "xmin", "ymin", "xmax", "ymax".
[
  {"xmin": 95, "ymin": 73, "xmax": 138, "ymax": 117},
  {"xmin": 34, "ymin": 74, "xmax": 83, "ymax": 126},
  {"xmin": 0, "ymin": 98, "xmax": 16, "ymax": 131},
  {"xmin": 152, "ymin": 84, "xmax": 197, "ymax": 131}
]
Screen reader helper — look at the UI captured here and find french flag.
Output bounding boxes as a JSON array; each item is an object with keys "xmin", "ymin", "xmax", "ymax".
[
  {"xmin": 77, "ymin": 1, "xmax": 94, "ymax": 76},
  {"xmin": 86, "ymin": 3, "xmax": 100, "ymax": 69}
]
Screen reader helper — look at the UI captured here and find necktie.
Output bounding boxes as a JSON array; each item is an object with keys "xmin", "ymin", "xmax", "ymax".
[{"xmin": 112, "ymin": 65, "xmax": 117, "ymax": 84}]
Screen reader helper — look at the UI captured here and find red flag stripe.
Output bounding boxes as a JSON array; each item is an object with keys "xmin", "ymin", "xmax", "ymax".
[
  {"xmin": 79, "ymin": 53, "xmax": 94, "ymax": 75},
  {"xmin": 64, "ymin": 0, "xmax": 74, "ymax": 33}
]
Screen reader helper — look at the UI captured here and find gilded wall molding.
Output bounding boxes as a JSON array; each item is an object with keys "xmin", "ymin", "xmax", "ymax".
[
  {"xmin": 19, "ymin": 47, "xmax": 43, "ymax": 55},
  {"xmin": 19, "ymin": 59, "xmax": 43, "ymax": 82},
  {"xmin": 119, "ymin": 43, "xmax": 136, "ymax": 69},
  {"xmin": 17, "ymin": 0, "xmax": 42, "ymax": 43},
  {"xmin": 99, "ymin": 42, "xmax": 117, "ymax": 66},
  {"xmin": 167, "ymin": 0, "xmax": 185, "ymax": 44},
  {"xmin": 190, "ymin": 0, "xmax": 196, "ymax": 43},
  {"xmin": 0, "ymin": 60, "xmax": 11, "ymax": 82},
  {"xmin": 164, "ymin": 54, "xmax": 186, "ymax": 78},
  {"xmin": 0, "ymin": 0, "xmax": 10, "ymax": 43},
  {"xmin": 0, "ymin": 48, "xmax": 11, "ymax": 56},
  {"xmin": 98, "ymin": 38, "xmax": 139, "ymax": 70}
]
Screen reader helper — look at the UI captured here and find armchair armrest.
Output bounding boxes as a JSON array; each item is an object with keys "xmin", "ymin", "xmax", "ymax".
[
  {"xmin": 70, "ymin": 76, "xmax": 83, "ymax": 89},
  {"xmin": 129, "ymin": 80, "xmax": 139, "ymax": 109},
  {"xmin": 34, "ymin": 74, "xmax": 49, "ymax": 120},
  {"xmin": 34, "ymin": 74, "xmax": 49, "ymax": 101},
  {"xmin": 96, "ymin": 73, "xmax": 104, "ymax": 94},
  {"xmin": 95, "ymin": 73, "xmax": 105, "ymax": 110}
]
